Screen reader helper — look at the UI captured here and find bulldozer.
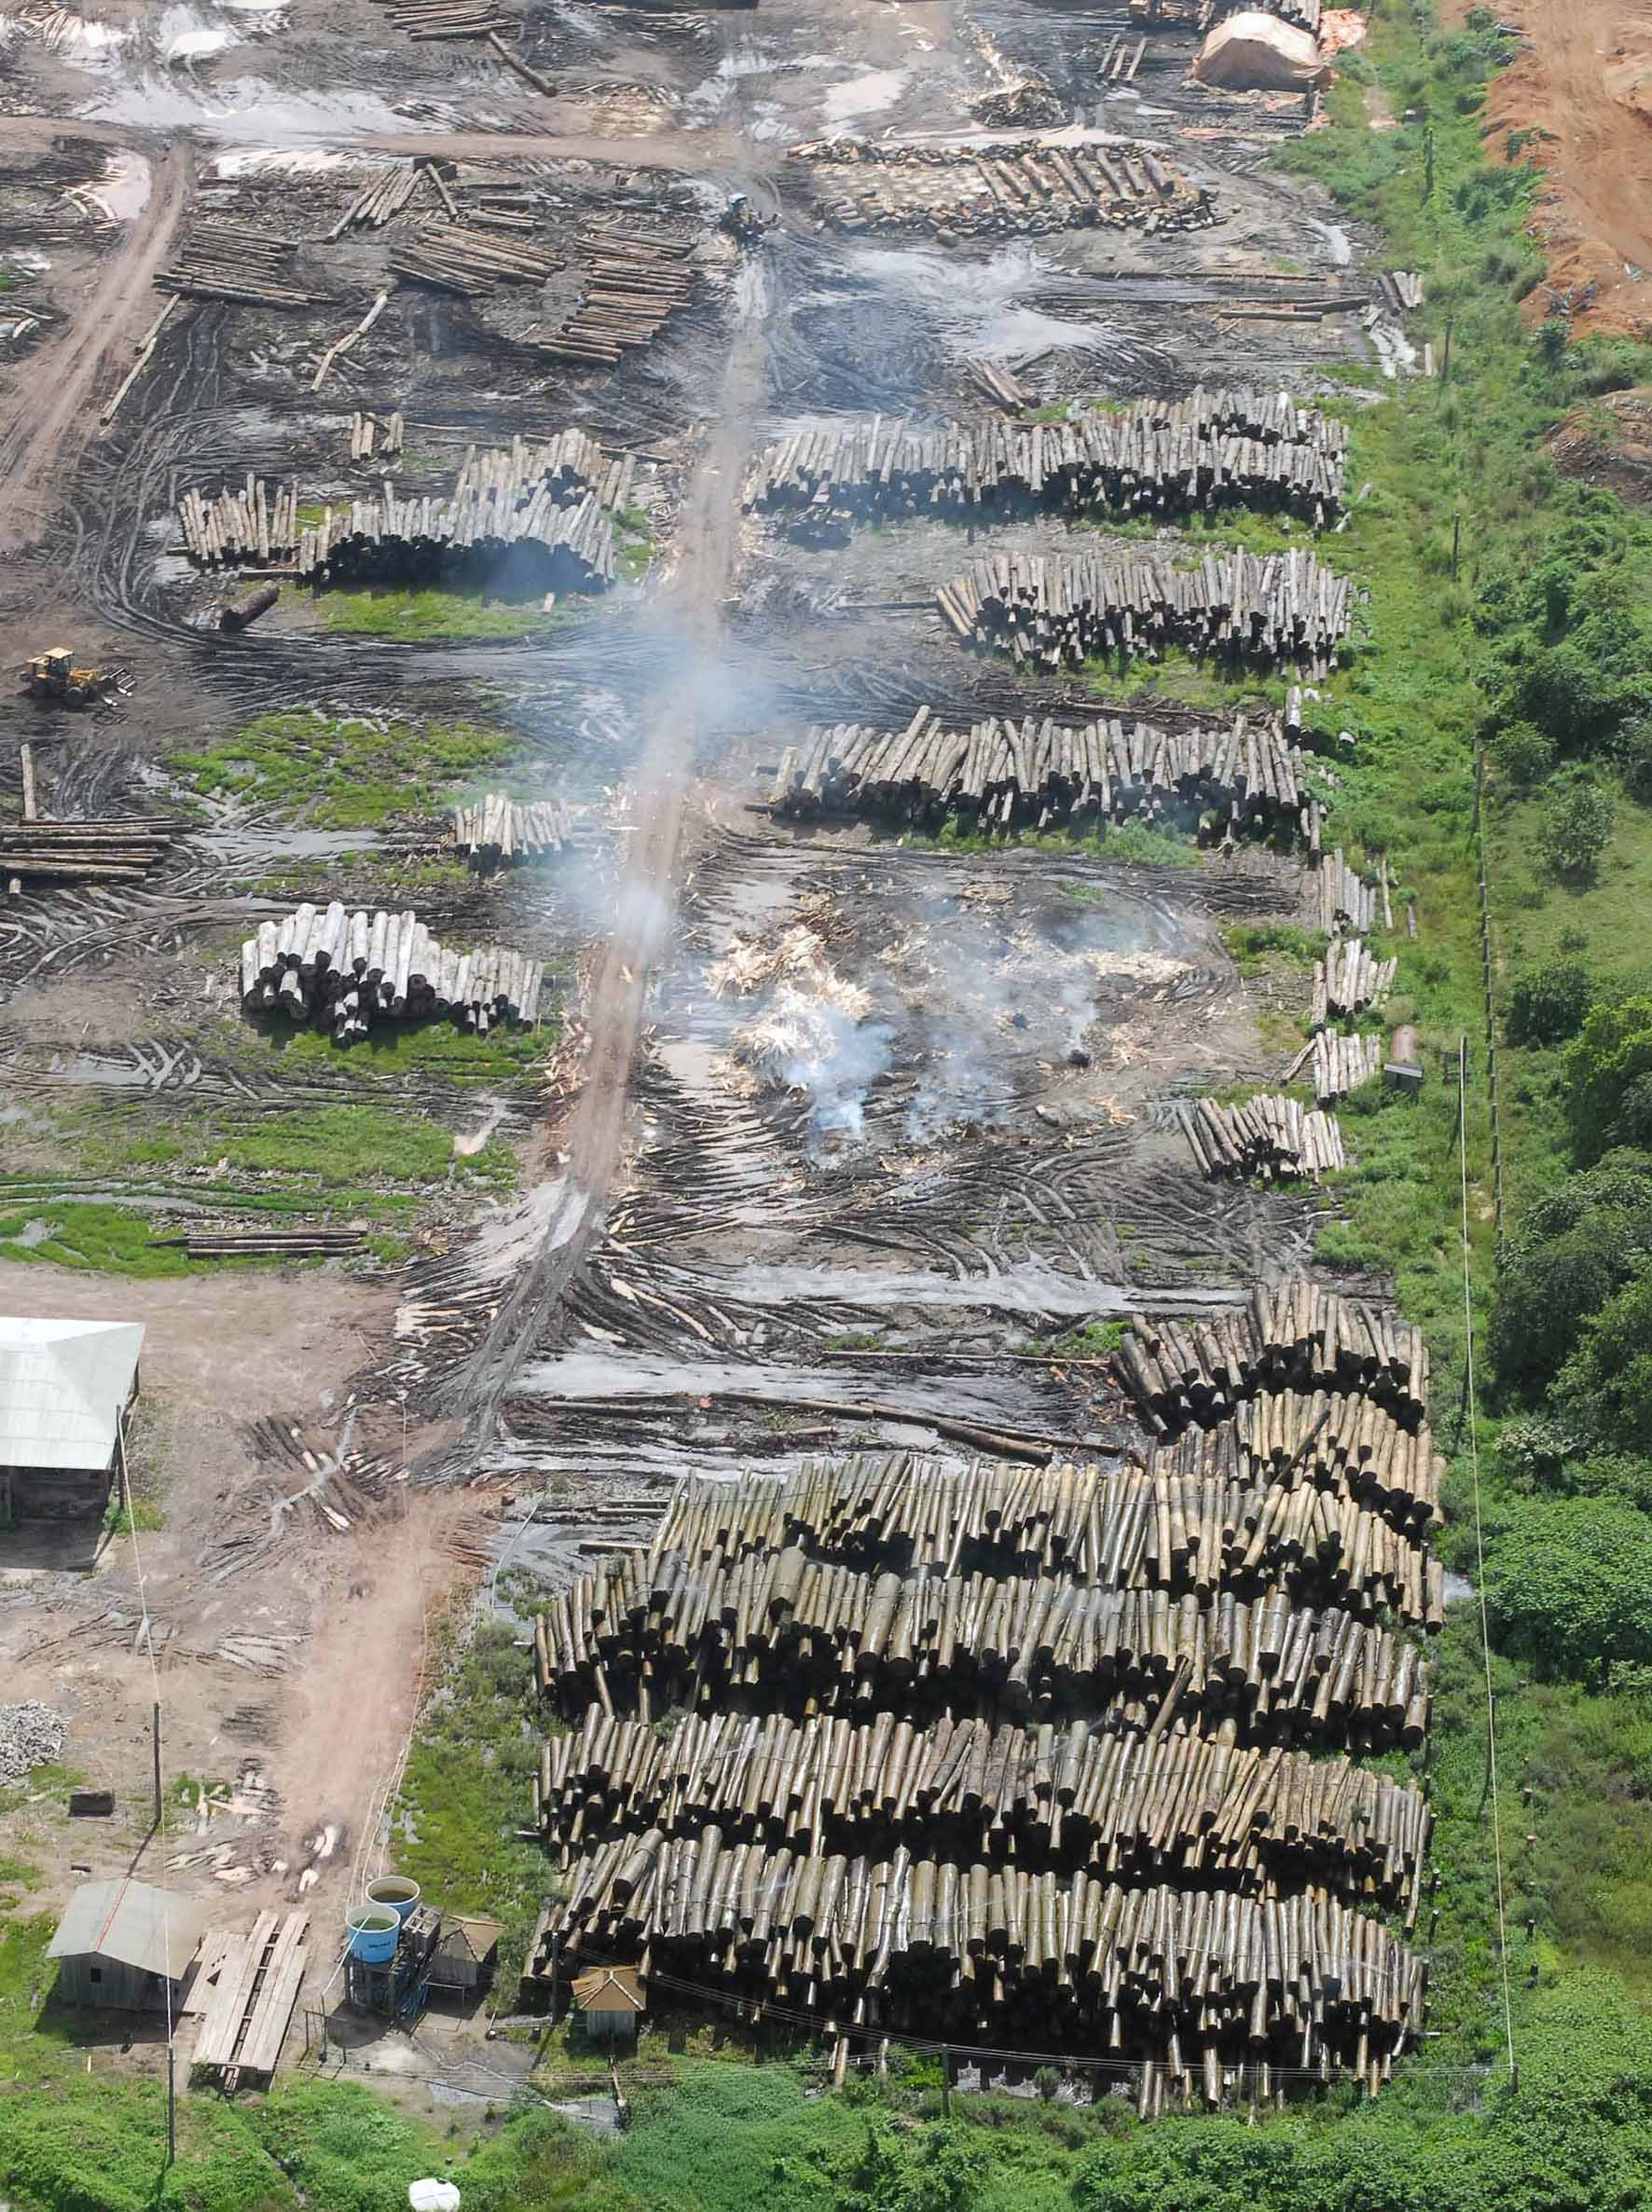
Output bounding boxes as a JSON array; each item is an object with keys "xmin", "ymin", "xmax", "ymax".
[{"xmin": 20, "ymin": 647, "xmax": 122, "ymax": 708}]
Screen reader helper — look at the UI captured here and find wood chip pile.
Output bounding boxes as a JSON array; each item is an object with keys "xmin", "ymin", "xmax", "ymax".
[
  {"xmin": 452, "ymin": 791, "xmax": 572, "ymax": 869},
  {"xmin": 746, "ymin": 389, "xmax": 1347, "ymax": 531},
  {"xmin": 771, "ymin": 706, "xmax": 1315, "ymax": 839},
  {"xmin": 791, "ymin": 137, "xmax": 1216, "ymax": 240},
  {"xmin": 536, "ymin": 1709, "xmax": 1431, "ymax": 1918},
  {"xmin": 1177, "ymin": 1095, "xmax": 1345, "ymax": 1185},
  {"xmin": 239, "ymin": 900, "xmax": 543, "ymax": 1039},
  {"xmin": 936, "ymin": 545, "xmax": 1353, "ymax": 675}
]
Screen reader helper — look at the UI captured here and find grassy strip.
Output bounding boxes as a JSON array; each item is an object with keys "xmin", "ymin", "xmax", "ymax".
[
  {"xmin": 167, "ymin": 711, "xmax": 517, "ymax": 828},
  {"xmin": 319, "ymin": 587, "xmax": 584, "ymax": 641}
]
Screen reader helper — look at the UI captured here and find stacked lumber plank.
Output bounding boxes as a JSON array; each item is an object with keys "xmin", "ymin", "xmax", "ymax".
[
  {"xmin": 535, "ymin": 1709, "xmax": 1431, "ymax": 1916},
  {"xmin": 1312, "ymin": 1030, "xmax": 1383, "ymax": 1106},
  {"xmin": 452, "ymin": 791, "xmax": 571, "ymax": 868},
  {"xmin": 640, "ymin": 1454, "xmax": 1438, "ymax": 1614},
  {"xmin": 191, "ymin": 1910, "xmax": 309, "ymax": 2087},
  {"xmin": 0, "ymin": 817, "xmax": 181, "ymax": 883},
  {"xmin": 1303, "ymin": 847, "xmax": 1376, "ymax": 934},
  {"xmin": 936, "ymin": 545, "xmax": 1352, "ymax": 676},
  {"xmin": 157, "ymin": 223, "xmax": 315, "ymax": 309},
  {"xmin": 176, "ymin": 476, "xmax": 299, "ymax": 570},
  {"xmin": 772, "ymin": 708, "xmax": 1310, "ymax": 838},
  {"xmin": 1312, "ymin": 941, "xmax": 1397, "ymax": 1025},
  {"xmin": 1177, "ymin": 1095, "xmax": 1344, "ymax": 1184},
  {"xmin": 533, "ymin": 1554, "xmax": 1425, "ymax": 1744},
  {"xmin": 745, "ymin": 390, "xmax": 1348, "ymax": 530},
  {"xmin": 1112, "ymin": 1284, "xmax": 1429, "ymax": 1438},
  {"xmin": 389, "ymin": 221, "xmax": 565, "ymax": 294},
  {"xmin": 792, "ymin": 137, "xmax": 1216, "ymax": 240},
  {"xmin": 538, "ymin": 228, "xmax": 698, "ymax": 368},
  {"xmin": 239, "ymin": 900, "xmax": 543, "ymax": 1039},
  {"xmin": 533, "ymin": 1848, "xmax": 1423, "ymax": 2095}
]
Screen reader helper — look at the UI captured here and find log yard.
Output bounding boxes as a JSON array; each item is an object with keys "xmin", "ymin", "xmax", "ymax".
[{"xmin": 1, "ymin": 0, "xmax": 1648, "ymax": 2206}]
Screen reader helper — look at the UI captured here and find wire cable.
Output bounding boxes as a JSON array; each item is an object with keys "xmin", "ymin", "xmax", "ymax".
[{"xmin": 117, "ymin": 1406, "xmax": 176, "ymax": 2156}]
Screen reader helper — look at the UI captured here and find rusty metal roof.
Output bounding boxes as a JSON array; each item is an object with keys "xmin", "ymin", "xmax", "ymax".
[{"xmin": 571, "ymin": 1963, "xmax": 644, "ymax": 2012}]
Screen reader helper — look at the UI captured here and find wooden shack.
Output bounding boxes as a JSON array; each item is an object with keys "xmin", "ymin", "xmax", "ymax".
[
  {"xmin": 48, "ymin": 1877, "xmax": 209, "ymax": 2012},
  {"xmin": 429, "ymin": 1914, "xmax": 501, "ymax": 1998},
  {"xmin": 0, "ymin": 1318, "xmax": 144, "ymax": 1522},
  {"xmin": 571, "ymin": 1963, "xmax": 644, "ymax": 2041}
]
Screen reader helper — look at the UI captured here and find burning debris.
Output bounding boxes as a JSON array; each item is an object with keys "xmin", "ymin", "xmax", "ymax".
[{"xmin": 711, "ymin": 926, "xmax": 892, "ymax": 1143}]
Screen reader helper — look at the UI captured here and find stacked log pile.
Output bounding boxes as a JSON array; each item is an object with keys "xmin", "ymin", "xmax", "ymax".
[
  {"xmin": 452, "ymin": 791, "xmax": 571, "ymax": 869},
  {"xmin": 0, "ymin": 817, "xmax": 182, "ymax": 884},
  {"xmin": 1312, "ymin": 941, "xmax": 1397, "ymax": 1025},
  {"xmin": 1376, "ymin": 270, "xmax": 1425, "ymax": 315},
  {"xmin": 1311, "ymin": 1030, "xmax": 1383, "ymax": 1106},
  {"xmin": 1112, "ymin": 1283, "xmax": 1429, "ymax": 1438},
  {"xmin": 1177, "ymin": 1095, "xmax": 1344, "ymax": 1184},
  {"xmin": 389, "ymin": 221, "xmax": 564, "ymax": 295},
  {"xmin": 177, "ymin": 477, "xmax": 300, "ymax": 570},
  {"xmin": 238, "ymin": 901, "xmax": 543, "ymax": 1039},
  {"xmin": 295, "ymin": 484, "xmax": 613, "ymax": 593},
  {"xmin": 791, "ymin": 138, "xmax": 1216, "ymax": 240},
  {"xmin": 538, "ymin": 229, "xmax": 698, "ymax": 369},
  {"xmin": 771, "ymin": 707, "xmax": 1315, "ymax": 840},
  {"xmin": 745, "ymin": 389, "xmax": 1347, "ymax": 530},
  {"xmin": 158, "ymin": 224, "xmax": 315, "ymax": 309},
  {"xmin": 936, "ymin": 545, "xmax": 1352, "ymax": 676},
  {"xmin": 152, "ymin": 1228, "xmax": 366, "ymax": 1259},
  {"xmin": 966, "ymin": 359, "xmax": 1029, "ymax": 411},
  {"xmin": 1303, "ymin": 847, "xmax": 1376, "ymax": 934},
  {"xmin": 325, "ymin": 162, "xmax": 436, "ymax": 236},
  {"xmin": 536, "ymin": 1710, "xmax": 1430, "ymax": 1917},
  {"xmin": 536, "ymin": 1847, "xmax": 1424, "ymax": 2095}
]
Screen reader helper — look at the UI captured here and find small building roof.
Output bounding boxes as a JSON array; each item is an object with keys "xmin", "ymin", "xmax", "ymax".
[
  {"xmin": 0, "ymin": 1318, "xmax": 144, "ymax": 1473},
  {"xmin": 572, "ymin": 1964, "xmax": 644, "ymax": 2013},
  {"xmin": 48, "ymin": 1878, "xmax": 212, "ymax": 1982},
  {"xmin": 436, "ymin": 1915, "xmax": 502, "ymax": 1960}
]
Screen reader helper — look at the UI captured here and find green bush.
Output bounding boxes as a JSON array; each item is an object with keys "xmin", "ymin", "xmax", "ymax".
[
  {"xmin": 1490, "ymin": 720, "xmax": 1556, "ymax": 790},
  {"xmin": 1506, "ymin": 959, "xmax": 1594, "ymax": 1045},
  {"xmin": 1538, "ymin": 774, "xmax": 1616, "ymax": 883},
  {"xmin": 1609, "ymin": 713, "xmax": 1652, "ymax": 802},
  {"xmin": 1490, "ymin": 1149, "xmax": 1652, "ymax": 1389},
  {"xmin": 1485, "ymin": 1495, "xmax": 1652, "ymax": 1678},
  {"xmin": 1563, "ymin": 1000, "xmax": 1652, "ymax": 1161}
]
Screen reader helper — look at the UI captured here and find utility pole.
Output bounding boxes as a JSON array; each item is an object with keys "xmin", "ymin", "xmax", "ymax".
[
  {"xmin": 152, "ymin": 1701, "xmax": 162, "ymax": 1831},
  {"xmin": 166, "ymin": 2042, "xmax": 176, "ymax": 2164},
  {"xmin": 1424, "ymin": 127, "xmax": 1436, "ymax": 201},
  {"xmin": 1451, "ymin": 510, "xmax": 1461, "ymax": 581}
]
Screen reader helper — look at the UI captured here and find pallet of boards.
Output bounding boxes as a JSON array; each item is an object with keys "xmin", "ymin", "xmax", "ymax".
[
  {"xmin": 1113, "ymin": 1283, "xmax": 1430, "ymax": 1437},
  {"xmin": 239, "ymin": 900, "xmax": 542, "ymax": 1039},
  {"xmin": 530, "ymin": 1850, "xmax": 1425, "ymax": 2092},
  {"xmin": 176, "ymin": 477, "xmax": 300, "ymax": 570},
  {"xmin": 936, "ymin": 545, "xmax": 1352, "ymax": 677},
  {"xmin": 1312, "ymin": 1029, "xmax": 1383, "ymax": 1106},
  {"xmin": 452, "ymin": 791, "xmax": 572, "ymax": 869},
  {"xmin": 0, "ymin": 818, "xmax": 182, "ymax": 883},
  {"xmin": 745, "ymin": 388, "xmax": 1348, "ymax": 532},
  {"xmin": 1303, "ymin": 846, "xmax": 1376, "ymax": 935},
  {"xmin": 534, "ymin": 1708, "xmax": 1431, "ymax": 1917},
  {"xmin": 636, "ymin": 1458, "xmax": 1440, "ymax": 1625},
  {"xmin": 1178, "ymin": 1094, "xmax": 1344, "ymax": 1185},
  {"xmin": 157, "ymin": 223, "xmax": 315, "ymax": 309},
  {"xmin": 533, "ymin": 1557, "xmax": 1428, "ymax": 1747},
  {"xmin": 790, "ymin": 137, "xmax": 1216, "ymax": 240},
  {"xmin": 772, "ymin": 707, "xmax": 1310, "ymax": 838},
  {"xmin": 1311, "ymin": 941, "xmax": 1397, "ymax": 1025},
  {"xmin": 536, "ymin": 228, "xmax": 698, "ymax": 368}
]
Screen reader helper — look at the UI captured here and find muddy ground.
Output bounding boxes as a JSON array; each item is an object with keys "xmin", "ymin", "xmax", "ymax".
[{"xmin": 0, "ymin": 0, "xmax": 1409, "ymax": 2104}]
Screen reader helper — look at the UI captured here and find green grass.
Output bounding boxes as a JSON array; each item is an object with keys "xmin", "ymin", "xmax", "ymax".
[
  {"xmin": 1026, "ymin": 1318, "xmax": 1126, "ymax": 1360},
  {"xmin": 0, "ymin": 1202, "xmax": 200, "ymax": 1277},
  {"xmin": 166, "ymin": 711, "xmax": 517, "ymax": 829},
  {"xmin": 244, "ymin": 1012, "xmax": 549, "ymax": 1084},
  {"xmin": 1221, "ymin": 921, "xmax": 1323, "ymax": 975},
  {"xmin": 317, "ymin": 586, "xmax": 585, "ymax": 641}
]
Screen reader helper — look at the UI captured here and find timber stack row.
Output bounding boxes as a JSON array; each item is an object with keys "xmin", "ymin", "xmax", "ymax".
[
  {"xmin": 640, "ymin": 1453, "xmax": 1439, "ymax": 1610},
  {"xmin": 1304, "ymin": 847, "xmax": 1376, "ymax": 934},
  {"xmin": 239, "ymin": 901, "xmax": 543, "ymax": 1039},
  {"xmin": 1312, "ymin": 1030, "xmax": 1383, "ymax": 1105},
  {"xmin": 1177, "ymin": 1095, "xmax": 1344, "ymax": 1185},
  {"xmin": 158, "ymin": 223, "xmax": 315, "ymax": 309},
  {"xmin": 1313, "ymin": 941, "xmax": 1396, "ymax": 1024},
  {"xmin": 0, "ymin": 817, "xmax": 182, "ymax": 884},
  {"xmin": 177, "ymin": 477, "xmax": 301, "ymax": 569},
  {"xmin": 452, "ymin": 792, "xmax": 572, "ymax": 869},
  {"xmin": 295, "ymin": 484, "xmax": 613, "ymax": 590},
  {"xmin": 1112, "ymin": 1285, "xmax": 1428, "ymax": 1436},
  {"xmin": 539, "ymin": 229, "xmax": 698, "ymax": 368},
  {"xmin": 936, "ymin": 545, "xmax": 1352, "ymax": 675},
  {"xmin": 531, "ymin": 1847, "xmax": 1423, "ymax": 2101},
  {"xmin": 389, "ymin": 221, "xmax": 564, "ymax": 295},
  {"xmin": 535, "ymin": 1708, "xmax": 1430, "ymax": 1916},
  {"xmin": 746, "ymin": 388, "xmax": 1347, "ymax": 529},
  {"xmin": 791, "ymin": 137, "xmax": 1216, "ymax": 239},
  {"xmin": 1161, "ymin": 1402, "xmax": 1441, "ymax": 1537},
  {"xmin": 772, "ymin": 708, "xmax": 1315, "ymax": 841}
]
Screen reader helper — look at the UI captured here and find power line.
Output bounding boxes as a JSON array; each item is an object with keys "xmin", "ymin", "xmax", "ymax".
[{"xmin": 1456, "ymin": 1036, "xmax": 1518, "ymax": 2090}]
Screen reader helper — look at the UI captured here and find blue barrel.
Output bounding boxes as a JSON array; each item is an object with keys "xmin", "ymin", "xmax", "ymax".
[
  {"xmin": 346, "ymin": 1903, "xmax": 400, "ymax": 1963},
  {"xmin": 366, "ymin": 1875, "xmax": 421, "ymax": 1923}
]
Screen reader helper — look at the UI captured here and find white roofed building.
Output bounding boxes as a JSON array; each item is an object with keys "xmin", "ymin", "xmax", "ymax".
[{"xmin": 0, "ymin": 1316, "xmax": 144, "ymax": 1522}]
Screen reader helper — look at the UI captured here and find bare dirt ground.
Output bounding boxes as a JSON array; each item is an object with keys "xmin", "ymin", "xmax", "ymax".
[{"xmin": 1450, "ymin": 0, "xmax": 1652, "ymax": 337}]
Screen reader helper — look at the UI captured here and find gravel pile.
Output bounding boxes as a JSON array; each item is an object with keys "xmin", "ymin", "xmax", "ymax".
[{"xmin": 0, "ymin": 1702, "xmax": 65, "ymax": 1788}]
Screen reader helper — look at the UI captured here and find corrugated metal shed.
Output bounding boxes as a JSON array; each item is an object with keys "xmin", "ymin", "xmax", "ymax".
[
  {"xmin": 0, "ymin": 1318, "xmax": 144, "ymax": 1472},
  {"xmin": 48, "ymin": 1877, "xmax": 211, "ymax": 1981}
]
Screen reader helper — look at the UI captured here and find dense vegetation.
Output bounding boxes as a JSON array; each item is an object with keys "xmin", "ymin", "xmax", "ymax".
[{"xmin": 10, "ymin": 4, "xmax": 1652, "ymax": 2207}]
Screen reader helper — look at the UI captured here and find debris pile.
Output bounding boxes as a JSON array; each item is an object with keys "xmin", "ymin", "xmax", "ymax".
[
  {"xmin": 791, "ymin": 138, "xmax": 1215, "ymax": 240},
  {"xmin": 0, "ymin": 1703, "xmax": 64, "ymax": 1789},
  {"xmin": 1177, "ymin": 1094, "xmax": 1345, "ymax": 1184},
  {"xmin": 452, "ymin": 792, "xmax": 573, "ymax": 869},
  {"xmin": 239, "ymin": 901, "xmax": 543, "ymax": 1039},
  {"xmin": 746, "ymin": 389, "xmax": 1348, "ymax": 530},
  {"xmin": 937, "ymin": 545, "xmax": 1353, "ymax": 675},
  {"xmin": 771, "ymin": 706, "xmax": 1317, "ymax": 840}
]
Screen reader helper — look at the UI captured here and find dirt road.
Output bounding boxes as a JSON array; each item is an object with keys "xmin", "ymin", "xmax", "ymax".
[{"xmin": 0, "ymin": 140, "xmax": 191, "ymax": 555}]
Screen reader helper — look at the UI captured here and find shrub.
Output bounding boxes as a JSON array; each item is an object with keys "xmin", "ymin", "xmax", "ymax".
[
  {"xmin": 1507, "ymin": 959, "xmax": 1594, "ymax": 1045},
  {"xmin": 1539, "ymin": 775, "xmax": 1616, "ymax": 883},
  {"xmin": 1485, "ymin": 1495, "xmax": 1652, "ymax": 1679},
  {"xmin": 1491, "ymin": 720, "xmax": 1555, "ymax": 789},
  {"xmin": 1610, "ymin": 713, "xmax": 1652, "ymax": 802}
]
